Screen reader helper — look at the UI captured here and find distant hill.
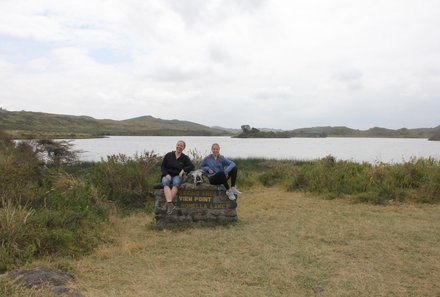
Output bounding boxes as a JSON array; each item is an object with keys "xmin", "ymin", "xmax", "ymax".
[
  {"xmin": 1, "ymin": 109, "xmax": 439, "ymax": 140},
  {"xmin": 0, "ymin": 110, "xmax": 229, "ymax": 138},
  {"xmin": 235, "ymin": 125, "xmax": 440, "ymax": 140},
  {"xmin": 291, "ymin": 126, "xmax": 440, "ymax": 138},
  {"xmin": 429, "ymin": 132, "xmax": 440, "ymax": 141}
]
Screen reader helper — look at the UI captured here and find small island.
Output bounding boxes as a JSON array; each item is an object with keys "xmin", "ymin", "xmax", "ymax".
[{"xmin": 234, "ymin": 125, "xmax": 326, "ymax": 138}]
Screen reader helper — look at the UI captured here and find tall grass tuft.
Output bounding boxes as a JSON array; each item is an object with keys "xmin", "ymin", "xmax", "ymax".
[
  {"xmin": 286, "ymin": 156, "xmax": 440, "ymax": 204},
  {"xmin": 87, "ymin": 152, "xmax": 161, "ymax": 208},
  {"xmin": 187, "ymin": 148, "xmax": 204, "ymax": 169},
  {"xmin": 236, "ymin": 158, "xmax": 311, "ymax": 189},
  {"xmin": 0, "ymin": 131, "xmax": 110, "ymax": 272},
  {"xmin": 0, "ymin": 199, "xmax": 35, "ymax": 272},
  {"xmin": 0, "ymin": 140, "xmax": 43, "ymax": 206}
]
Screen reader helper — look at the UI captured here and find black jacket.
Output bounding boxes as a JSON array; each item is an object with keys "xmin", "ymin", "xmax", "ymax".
[{"xmin": 161, "ymin": 151, "xmax": 194, "ymax": 177}]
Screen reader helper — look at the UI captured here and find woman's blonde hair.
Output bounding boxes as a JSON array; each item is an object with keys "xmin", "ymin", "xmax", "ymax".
[{"xmin": 177, "ymin": 140, "xmax": 186, "ymax": 148}]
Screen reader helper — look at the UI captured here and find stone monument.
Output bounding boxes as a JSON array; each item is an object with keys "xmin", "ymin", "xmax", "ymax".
[{"xmin": 154, "ymin": 183, "xmax": 238, "ymax": 227}]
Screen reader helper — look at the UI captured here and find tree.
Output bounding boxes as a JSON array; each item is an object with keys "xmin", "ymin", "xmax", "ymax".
[
  {"xmin": 250, "ymin": 127, "xmax": 260, "ymax": 134},
  {"xmin": 241, "ymin": 125, "xmax": 251, "ymax": 134},
  {"xmin": 35, "ymin": 139, "xmax": 79, "ymax": 165}
]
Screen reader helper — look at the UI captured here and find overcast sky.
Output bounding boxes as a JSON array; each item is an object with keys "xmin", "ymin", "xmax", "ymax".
[{"xmin": 0, "ymin": 0, "xmax": 439, "ymax": 130}]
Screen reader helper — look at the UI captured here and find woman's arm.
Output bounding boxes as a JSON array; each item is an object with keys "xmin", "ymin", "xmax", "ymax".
[
  {"xmin": 200, "ymin": 157, "xmax": 210, "ymax": 172},
  {"xmin": 222, "ymin": 156, "xmax": 236, "ymax": 175}
]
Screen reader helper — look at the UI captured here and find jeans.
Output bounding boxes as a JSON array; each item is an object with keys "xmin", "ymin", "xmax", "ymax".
[{"xmin": 162, "ymin": 175, "xmax": 182, "ymax": 188}]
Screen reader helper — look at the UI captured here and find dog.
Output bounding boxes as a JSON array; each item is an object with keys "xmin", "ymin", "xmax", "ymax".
[{"xmin": 188, "ymin": 169, "xmax": 205, "ymax": 185}]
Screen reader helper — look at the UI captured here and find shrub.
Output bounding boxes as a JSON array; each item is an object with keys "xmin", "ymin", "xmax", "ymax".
[
  {"xmin": 0, "ymin": 200, "xmax": 35, "ymax": 272},
  {"xmin": 34, "ymin": 139, "xmax": 79, "ymax": 166},
  {"xmin": 286, "ymin": 156, "xmax": 440, "ymax": 204},
  {"xmin": 87, "ymin": 152, "xmax": 161, "ymax": 208},
  {"xmin": 0, "ymin": 132, "xmax": 109, "ymax": 272},
  {"xmin": 187, "ymin": 149, "xmax": 204, "ymax": 169},
  {"xmin": 0, "ymin": 139, "xmax": 43, "ymax": 206},
  {"xmin": 288, "ymin": 156, "xmax": 370, "ymax": 195},
  {"xmin": 259, "ymin": 165, "xmax": 292, "ymax": 187}
]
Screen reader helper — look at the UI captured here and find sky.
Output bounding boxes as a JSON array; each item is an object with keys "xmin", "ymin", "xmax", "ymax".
[{"xmin": 0, "ymin": 0, "xmax": 439, "ymax": 130}]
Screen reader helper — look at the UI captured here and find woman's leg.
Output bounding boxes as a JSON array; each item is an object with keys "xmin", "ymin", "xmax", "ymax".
[
  {"xmin": 208, "ymin": 171, "xmax": 229, "ymax": 190},
  {"xmin": 161, "ymin": 176, "xmax": 173, "ymax": 203},
  {"xmin": 170, "ymin": 175, "xmax": 182, "ymax": 200},
  {"xmin": 228, "ymin": 166, "xmax": 238, "ymax": 187}
]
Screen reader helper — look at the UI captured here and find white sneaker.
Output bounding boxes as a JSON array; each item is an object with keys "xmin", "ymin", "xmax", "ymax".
[
  {"xmin": 231, "ymin": 187, "xmax": 241, "ymax": 195},
  {"xmin": 226, "ymin": 190, "xmax": 236, "ymax": 201}
]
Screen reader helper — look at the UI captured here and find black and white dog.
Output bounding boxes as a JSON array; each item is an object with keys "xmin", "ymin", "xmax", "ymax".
[{"xmin": 188, "ymin": 169, "xmax": 205, "ymax": 185}]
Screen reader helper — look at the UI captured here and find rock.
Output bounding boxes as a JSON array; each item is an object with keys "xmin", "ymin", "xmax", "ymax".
[
  {"xmin": 9, "ymin": 267, "xmax": 84, "ymax": 296},
  {"xmin": 154, "ymin": 183, "xmax": 238, "ymax": 227},
  {"xmin": 312, "ymin": 284, "xmax": 325, "ymax": 294},
  {"xmin": 11, "ymin": 267, "xmax": 72, "ymax": 289},
  {"xmin": 52, "ymin": 286, "xmax": 70, "ymax": 294}
]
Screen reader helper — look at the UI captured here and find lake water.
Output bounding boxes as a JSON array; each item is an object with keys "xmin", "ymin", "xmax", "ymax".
[{"xmin": 71, "ymin": 136, "xmax": 440, "ymax": 164}]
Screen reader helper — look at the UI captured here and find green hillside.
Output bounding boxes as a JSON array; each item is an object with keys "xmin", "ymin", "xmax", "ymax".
[
  {"xmin": 0, "ymin": 110, "xmax": 228, "ymax": 138},
  {"xmin": 236, "ymin": 125, "xmax": 440, "ymax": 139},
  {"xmin": 290, "ymin": 126, "xmax": 440, "ymax": 138},
  {"xmin": 1, "ymin": 109, "xmax": 439, "ymax": 139},
  {"xmin": 292, "ymin": 126, "xmax": 440, "ymax": 138}
]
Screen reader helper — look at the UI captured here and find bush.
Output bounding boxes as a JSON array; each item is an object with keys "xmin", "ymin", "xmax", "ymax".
[
  {"xmin": 0, "ymin": 131, "xmax": 110, "ymax": 272},
  {"xmin": 0, "ymin": 200, "xmax": 36, "ymax": 272},
  {"xmin": 0, "ymin": 139, "xmax": 43, "ymax": 206},
  {"xmin": 87, "ymin": 152, "xmax": 161, "ymax": 208},
  {"xmin": 286, "ymin": 156, "xmax": 440, "ymax": 204},
  {"xmin": 0, "ymin": 175, "xmax": 108, "ymax": 272}
]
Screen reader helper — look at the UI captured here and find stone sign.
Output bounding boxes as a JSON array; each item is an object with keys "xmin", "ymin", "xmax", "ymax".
[
  {"xmin": 176, "ymin": 188, "xmax": 227, "ymax": 209},
  {"xmin": 154, "ymin": 183, "xmax": 238, "ymax": 227}
]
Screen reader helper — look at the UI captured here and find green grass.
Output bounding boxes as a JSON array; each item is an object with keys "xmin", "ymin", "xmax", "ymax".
[
  {"xmin": 2, "ymin": 129, "xmax": 440, "ymax": 295},
  {"xmin": 69, "ymin": 189, "xmax": 440, "ymax": 297},
  {"xmin": 284, "ymin": 156, "xmax": 440, "ymax": 204}
]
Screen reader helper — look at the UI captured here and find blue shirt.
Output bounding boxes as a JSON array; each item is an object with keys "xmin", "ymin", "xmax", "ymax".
[{"xmin": 200, "ymin": 154, "xmax": 236, "ymax": 178}]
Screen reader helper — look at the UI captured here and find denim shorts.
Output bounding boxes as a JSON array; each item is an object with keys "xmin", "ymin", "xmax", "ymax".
[{"xmin": 162, "ymin": 175, "xmax": 182, "ymax": 188}]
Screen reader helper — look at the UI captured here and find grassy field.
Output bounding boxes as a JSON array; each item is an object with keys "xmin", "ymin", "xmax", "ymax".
[
  {"xmin": 2, "ymin": 133, "xmax": 439, "ymax": 296},
  {"xmin": 60, "ymin": 188, "xmax": 440, "ymax": 297}
]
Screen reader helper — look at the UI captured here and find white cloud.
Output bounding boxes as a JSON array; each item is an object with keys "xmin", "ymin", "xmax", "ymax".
[{"xmin": 1, "ymin": 0, "xmax": 440, "ymax": 129}]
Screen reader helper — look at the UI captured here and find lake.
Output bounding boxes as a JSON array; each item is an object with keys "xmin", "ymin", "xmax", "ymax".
[{"xmin": 71, "ymin": 136, "xmax": 440, "ymax": 164}]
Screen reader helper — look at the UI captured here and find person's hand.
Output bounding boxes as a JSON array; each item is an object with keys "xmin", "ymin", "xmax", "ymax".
[
  {"xmin": 166, "ymin": 174, "xmax": 171, "ymax": 180},
  {"xmin": 179, "ymin": 170, "xmax": 184, "ymax": 177},
  {"xmin": 208, "ymin": 169, "xmax": 214, "ymax": 174}
]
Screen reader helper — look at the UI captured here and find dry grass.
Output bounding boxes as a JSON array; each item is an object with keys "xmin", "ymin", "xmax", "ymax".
[
  {"xmin": 0, "ymin": 276, "xmax": 56, "ymax": 297},
  {"xmin": 67, "ymin": 188, "xmax": 440, "ymax": 296}
]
